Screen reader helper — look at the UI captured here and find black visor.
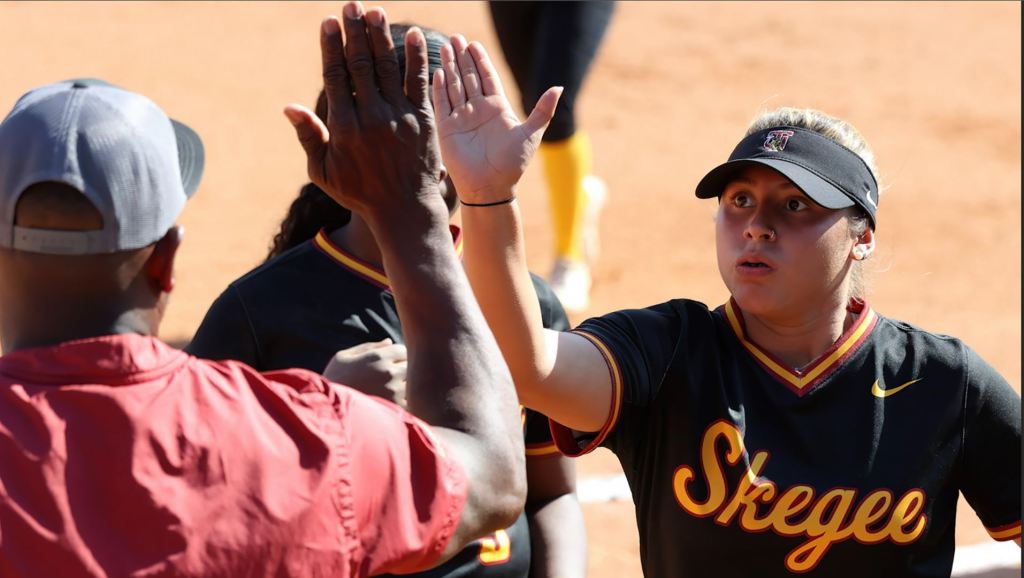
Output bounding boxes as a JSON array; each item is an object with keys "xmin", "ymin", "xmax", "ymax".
[{"xmin": 695, "ymin": 126, "xmax": 879, "ymax": 228}]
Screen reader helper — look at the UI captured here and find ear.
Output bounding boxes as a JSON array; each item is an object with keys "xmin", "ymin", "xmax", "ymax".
[
  {"xmin": 851, "ymin": 227, "xmax": 875, "ymax": 261},
  {"xmin": 145, "ymin": 226, "xmax": 183, "ymax": 293}
]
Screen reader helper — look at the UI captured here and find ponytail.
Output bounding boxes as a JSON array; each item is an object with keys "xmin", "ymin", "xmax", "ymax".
[{"xmin": 265, "ymin": 182, "xmax": 351, "ymax": 261}]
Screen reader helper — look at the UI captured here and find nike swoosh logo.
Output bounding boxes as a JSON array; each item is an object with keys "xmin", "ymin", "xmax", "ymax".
[{"xmin": 871, "ymin": 378, "xmax": 923, "ymax": 398}]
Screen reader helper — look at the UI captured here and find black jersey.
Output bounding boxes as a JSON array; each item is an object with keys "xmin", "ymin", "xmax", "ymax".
[
  {"xmin": 550, "ymin": 298, "xmax": 1021, "ymax": 577},
  {"xmin": 188, "ymin": 228, "xmax": 569, "ymax": 578}
]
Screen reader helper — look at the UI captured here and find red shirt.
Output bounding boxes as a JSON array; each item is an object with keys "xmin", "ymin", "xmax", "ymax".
[{"xmin": 0, "ymin": 334, "xmax": 467, "ymax": 577}]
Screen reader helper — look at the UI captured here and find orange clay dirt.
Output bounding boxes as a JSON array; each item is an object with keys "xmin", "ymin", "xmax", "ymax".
[{"xmin": 1, "ymin": 2, "xmax": 1019, "ymax": 576}]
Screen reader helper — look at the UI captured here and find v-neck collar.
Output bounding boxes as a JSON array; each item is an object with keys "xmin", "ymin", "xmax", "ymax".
[
  {"xmin": 720, "ymin": 298, "xmax": 878, "ymax": 396},
  {"xmin": 312, "ymin": 226, "xmax": 464, "ymax": 292}
]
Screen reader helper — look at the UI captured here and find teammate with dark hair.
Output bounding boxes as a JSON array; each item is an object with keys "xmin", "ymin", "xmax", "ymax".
[
  {"xmin": 189, "ymin": 22, "xmax": 586, "ymax": 578},
  {"xmin": 487, "ymin": 1, "xmax": 615, "ymax": 313},
  {"xmin": 416, "ymin": 34, "xmax": 1020, "ymax": 577}
]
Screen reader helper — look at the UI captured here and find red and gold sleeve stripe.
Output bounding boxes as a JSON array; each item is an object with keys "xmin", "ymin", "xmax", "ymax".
[
  {"xmin": 547, "ymin": 330, "xmax": 624, "ymax": 457},
  {"xmin": 986, "ymin": 521, "xmax": 1022, "ymax": 541}
]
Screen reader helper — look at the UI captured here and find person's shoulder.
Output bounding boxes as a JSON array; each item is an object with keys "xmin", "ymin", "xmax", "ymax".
[
  {"xmin": 192, "ymin": 240, "xmax": 327, "ymax": 337},
  {"xmin": 225, "ymin": 238, "xmax": 368, "ymax": 308},
  {"xmin": 874, "ymin": 313, "xmax": 964, "ymax": 347},
  {"xmin": 576, "ymin": 298, "xmax": 715, "ymax": 343},
  {"xmin": 872, "ymin": 312, "xmax": 967, "ymax": 367},
  {"xmin": 230, "ymin": 240, "xmax": 324, "ymax": 289},
  {"xmin": 192, "ymin": 354, "xmax": 342, "ymax": 399},
  {"xmin": 594, "ymin": 297, "xmax": 713, "ymax": 324}
]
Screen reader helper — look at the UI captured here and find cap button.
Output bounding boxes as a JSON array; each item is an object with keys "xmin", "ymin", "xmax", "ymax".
[{"xmin": 71, "ymin": 81, "xmax": 89, "ymax": 89}]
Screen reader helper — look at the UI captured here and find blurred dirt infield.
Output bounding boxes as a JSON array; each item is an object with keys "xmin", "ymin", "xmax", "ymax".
[{"xmin": 1, "ymin": 1, "xmax": 1019, "ymax": 576}]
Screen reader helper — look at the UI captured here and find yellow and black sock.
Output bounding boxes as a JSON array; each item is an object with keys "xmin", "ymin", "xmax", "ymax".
[{"xmin": 540, "ymin": 132, "xmax": 592, "ymax": 262}]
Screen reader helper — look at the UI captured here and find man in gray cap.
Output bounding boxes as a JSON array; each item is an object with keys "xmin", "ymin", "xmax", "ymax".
[{"xmin": 0, "ymin": 4, "xmax": 526, "ymax": 576}]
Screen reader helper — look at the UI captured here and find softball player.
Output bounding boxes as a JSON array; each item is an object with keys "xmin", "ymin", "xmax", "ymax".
[
  {"xmin": 429, "ymin": 36, "xmax": 1021, "ymax": 576},
  {"xmin": 488, "ymin": 1, "xmax": 615, "ymax": 312},
  {"xmin": 188, "ymin": 22, "xmax": 586, "ymax": 578},
  {"xmin": 0, "ymin": 8, "xmax": 529, "ymax": 573}
]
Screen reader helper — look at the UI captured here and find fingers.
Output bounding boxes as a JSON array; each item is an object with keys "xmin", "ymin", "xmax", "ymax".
[
  {"xmin": 451, "ymin": 34, "xmax": 482, "ymax": 101},
  {"xmin": 341, "ymin": 2, "xmax": 383, "ymax": 108},
  {"xmin": 438, "ymin": 35, "xmax": 501, "ymax": 110},
  {"xmin": 374, "ymin": 342, "xmax": 408, "ymax": 363},
  {"xmin": 432, "ymin": 68, "xmax": 452, "ymax": 118},
  {"xmin": 283, "ymin": 104, "xmax": 329, "ymax": 164},
  {"xmin": 333, "ymin": 338, "xmax": 406, "ymax": 363},
  {"xmin": 403, "ymin": 27, "xmax": 431, "ymax": 112},
  {"xmin": 320, "ymin": 16, "xmax": 355, "ymax": 127},
  {"xmin": 440, "ymin": 43, "xmax": 465, "ymax": 109},
  {"xmin": 365, "ymin": 7, "xmax": 403, "ymax": 105},
  {"xmin": 523, "ymin": 86, "xmax": 563, "ymax": 140},
  {"xmin": 467, "ymin": 40, "xmax": 505, "ymax": 98},
  {"xmin": 338, "ymin": 338, "xmax": 393, "ymax": 357}
]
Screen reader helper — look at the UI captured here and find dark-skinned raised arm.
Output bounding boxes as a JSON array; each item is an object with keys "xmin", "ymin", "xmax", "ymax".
[{"xmin": 283, "ymin": 1, "xmax": 525, "ymax": 564}]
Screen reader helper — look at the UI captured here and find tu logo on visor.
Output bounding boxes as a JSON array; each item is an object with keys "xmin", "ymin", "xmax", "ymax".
[{"xmin": 762, "ymin": 130, "xmax": 795, "ymax": 152}]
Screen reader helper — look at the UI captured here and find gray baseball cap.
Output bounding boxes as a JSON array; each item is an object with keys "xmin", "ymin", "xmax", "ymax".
[{"xmin": 0, "ymin": 78, "xmax": 204, "ymax": 254}]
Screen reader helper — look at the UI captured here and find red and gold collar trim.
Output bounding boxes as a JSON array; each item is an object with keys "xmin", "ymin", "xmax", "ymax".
[
  {"xmin": 313, "ymin": 226, "xmax": 464, "ymax": 291},
  {"xmin": 722, "ymin": 298, "xmax": 878, "ymax": 396}
]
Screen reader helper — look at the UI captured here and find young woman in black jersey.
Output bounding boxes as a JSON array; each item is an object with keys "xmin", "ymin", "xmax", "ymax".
[
  {"xmin": 416, "ymin": 32, "xmax": 1021, "ymax": 577},
  {"xmin": 188, "ymin": 22, "xmax": 586, "ymax": 578}
]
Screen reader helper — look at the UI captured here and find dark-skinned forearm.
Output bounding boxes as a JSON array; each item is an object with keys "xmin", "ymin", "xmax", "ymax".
[{"xmin": 366, "ymin": 199, "xmax": 526, "ymax": 522}]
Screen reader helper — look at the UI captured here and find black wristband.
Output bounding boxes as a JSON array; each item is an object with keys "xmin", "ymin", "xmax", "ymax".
[{"xmin": 459, "ymin": 196, "xmax": 516, "ymax": 207}]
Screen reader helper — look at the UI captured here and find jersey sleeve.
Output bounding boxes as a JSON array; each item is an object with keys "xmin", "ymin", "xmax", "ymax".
[
  {"xmin": 549, "ymin": 302, "xmax": 683, "ymax": 456},
  {"xmin": 186, "ymin": 284, "xmax": 263, "ymax": 368},
  {"xmin": 960, "ymin": 346, "xmax": 1022, "ymax": 541},
  {"xmin": 340, "ymin": 385, "xmax": 469, "ymax": 574}
]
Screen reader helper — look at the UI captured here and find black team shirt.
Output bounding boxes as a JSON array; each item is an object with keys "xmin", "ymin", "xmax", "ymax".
[
  {"xmin": 188, "ymin": 228, "xmax": 570, "ymax": 578},
  {"xmin": 549, "ymin": 298, "xmax": 1020, "ymax": 577}
]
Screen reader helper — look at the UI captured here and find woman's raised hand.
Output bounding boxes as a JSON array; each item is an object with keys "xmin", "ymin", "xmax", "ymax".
[{"xmin": 433, "ymin": 35, "xmax": 562, "ymax": 204}]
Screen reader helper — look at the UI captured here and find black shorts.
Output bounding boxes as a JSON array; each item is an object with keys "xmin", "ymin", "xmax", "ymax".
[{"xmin": 489, "ymin": 1, "xmax": 615, "ymax": 142}]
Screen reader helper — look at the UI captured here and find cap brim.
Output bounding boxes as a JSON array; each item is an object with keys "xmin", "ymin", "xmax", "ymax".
[
  {"xmin": 171, "ymin": 119, "xmax": 204, "ymax": 198},
  {"xmin": 695, "ymin": 158, "xmax": 854, "ymax": 210}
]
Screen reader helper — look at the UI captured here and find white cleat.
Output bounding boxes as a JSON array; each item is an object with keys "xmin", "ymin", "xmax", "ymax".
[
  {"xmin": 581, "ymin": 175, "xmax": 607, "ymax": 264},
  {"xmin": 549, "ymin": 258, "xmax": 592, "ymax": 314}
]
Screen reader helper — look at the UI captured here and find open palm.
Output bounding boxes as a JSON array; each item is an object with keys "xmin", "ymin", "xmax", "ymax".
[{"xmin": 433, "ymin": 36, "xmax": 561, "ymax": 204}]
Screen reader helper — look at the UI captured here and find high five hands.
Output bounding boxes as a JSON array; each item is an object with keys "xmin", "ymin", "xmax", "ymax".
[
  {"xmin": 284, "ymin": 1, "xmax": 561, "ymax": 218},
  {"xmin": 284, "ymin": 2, "xmax": 445, "ymax": 223},
  {"xmin": 433, "ymin": 36, "xmax": 562, "ymax": 204}
]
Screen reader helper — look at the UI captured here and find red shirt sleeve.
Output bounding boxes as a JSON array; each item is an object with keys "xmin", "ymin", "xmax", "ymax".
[{"xmin": 338, "ymin": 386, "xmax": 468, "ymax": 575}]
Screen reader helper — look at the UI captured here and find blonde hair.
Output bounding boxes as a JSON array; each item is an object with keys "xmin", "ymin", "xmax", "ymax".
[{"xmin": 746, "ymin": 107, "xmax": 877, "ymax": 298}]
